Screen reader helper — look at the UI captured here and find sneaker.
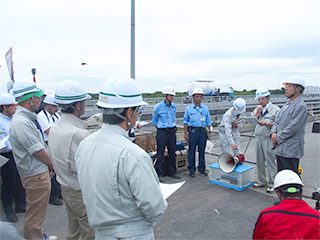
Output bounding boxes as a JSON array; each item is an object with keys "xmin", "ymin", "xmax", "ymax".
[
  {"xmin": 169, "ymin": 174, "xmax": 181, "ymax": 179},
  {"xmin": 49, "ymin": 198, "xmax": 64, "ymax": 206},
  {"xmin": 253, "ymin": 183, "xmax": 267, "ymax": 188},
  {"xmin": 189, "ymin": 172, "xmax": 196, "ymax": 178},
  {"xmin": 266, "ymin": 186, "xmax": 274, "ymax": 193},
  {"xmin": 159, "ymin": 177, "xmax": 165, "ymax": 182},
  {"xmin": 198, "ymin": 170, "xmax": 208, "ymax": 177},
  {"xmin": 43, "ymin": 233, "xmax": 57, "ymax": 240}
]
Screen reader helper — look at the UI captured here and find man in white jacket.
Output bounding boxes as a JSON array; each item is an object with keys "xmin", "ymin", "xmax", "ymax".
[
  {"xmin": 75, "ymin": 77, "xmax": 167, "ymax": 240},
  {"xmin": 218, "ymin": 98, "xmax": 246, "ymax": 156},
  {"xmin": 252, "ymin": 87, "xmax": 279, "ymax": 193}
]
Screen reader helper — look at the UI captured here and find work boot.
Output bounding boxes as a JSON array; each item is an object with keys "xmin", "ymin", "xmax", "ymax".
[
  {"xmin": 169, "ymin": 174, "xmax": 181, "ymax": 179},
  {"xmin": 49, "ymin": 198, "xmax": 64, "ymax": 206},
  {"xmin": 198, "ymin": 170, "xmax": 208, "ymax": 176},
  {"xmin": 6, "ymin": 213, "xmax": 18, "ymax": 223}
]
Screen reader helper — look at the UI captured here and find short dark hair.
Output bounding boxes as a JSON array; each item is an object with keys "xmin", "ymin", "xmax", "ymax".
[
  {"xmin": 102, "ymin": 106, "xmax": 138, "ymax": 125},
  {"xmin": 60, "ymin": 102, "xmax": 84, "ymax": 114},
  {"xmin": 278, "ymin": 184, "xmax": 302, "ymax": 198}
]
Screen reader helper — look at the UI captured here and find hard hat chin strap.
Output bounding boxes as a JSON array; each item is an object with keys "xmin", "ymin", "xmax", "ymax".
[
  {"xmin": 165, "ymin": 95, "xmax": 172, "ymax": 105},
  {"xmin": 25, "ymin": 93, "xmax": 36, "ymax": 112},
  {"xmin": 63, "ymin": 101, "xmax": 85, "ymax": 117},
  {"xmin": 289, "ymin": 85, "xmax": 303, "ymax": 99},
  {"xmin": 4, "ymin": 105, "xmax": 13, "ymax": 118},
  {"xmin": 102, "ymin": 107, "xmax": 139, "ymax": 131},
  {"xmin": 48, "ymin": 105, "xmax": 54, "ymax": 114}
]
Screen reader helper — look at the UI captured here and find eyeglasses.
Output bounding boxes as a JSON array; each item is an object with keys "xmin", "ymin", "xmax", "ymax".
[
  {"xmin": 138, "ymin": 106, "xmax": 143, "ymax": 116},
  {"xmin": 285, "ymin": 85, "xmax": 295, "ymax": 88}
]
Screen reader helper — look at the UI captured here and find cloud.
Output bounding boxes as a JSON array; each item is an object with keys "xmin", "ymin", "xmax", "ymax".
[{"xmin": 0, "ymin": 0, "xmax": 319, "ymax": 94}]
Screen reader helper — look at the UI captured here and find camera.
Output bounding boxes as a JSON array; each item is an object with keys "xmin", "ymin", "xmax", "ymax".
[
  {"xmin": 312, "ymin": 188, "xmax": 320, "ymax": 210},
  {"xmin": 312, "ymin": 188, "xmax": 320, "ymax": 200}
]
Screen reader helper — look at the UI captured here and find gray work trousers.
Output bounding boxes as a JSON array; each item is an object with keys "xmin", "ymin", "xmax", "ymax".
[
  {"xmin": 219, "ymin": 127, "xmax": 241, "ymax": 156},
  {"xmin": 61, "ymin": 186, "xmax": 95, "ymax": 240},
  {"xmin": 255, "ymin": 137, "xmax": 277, "ymax": 187}
]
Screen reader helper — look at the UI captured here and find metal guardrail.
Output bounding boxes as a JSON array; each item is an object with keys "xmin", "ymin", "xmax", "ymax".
[{"xmin": 83, "ymin": 95, "xmax": 320, "ymax": 121}]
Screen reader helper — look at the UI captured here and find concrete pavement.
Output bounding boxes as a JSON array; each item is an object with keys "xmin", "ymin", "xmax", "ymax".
[{"xmin": 1, "ymin": 119, "xmax": 319, "ymax": 239}]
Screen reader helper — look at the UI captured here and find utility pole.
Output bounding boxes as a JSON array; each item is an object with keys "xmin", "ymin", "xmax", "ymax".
[{"xmin": 130, "ymin": 0, "xmax": 135, "ymax": 79}]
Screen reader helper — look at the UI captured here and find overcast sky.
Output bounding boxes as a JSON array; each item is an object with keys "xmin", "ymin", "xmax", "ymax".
[{"xmin": 0, "ymin": 0, "xmax": 319, "ymax": 94}]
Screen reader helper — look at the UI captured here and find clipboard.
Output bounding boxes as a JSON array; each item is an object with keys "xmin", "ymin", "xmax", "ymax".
[{"xmin": 244, "ymin": 117, "xmax": 258, "ymax": 125}]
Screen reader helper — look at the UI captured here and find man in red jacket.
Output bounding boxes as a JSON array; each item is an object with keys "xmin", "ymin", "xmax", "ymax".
[{"xmin": 253, "ymin": 169, "xmax": 320, "ymax": 239}]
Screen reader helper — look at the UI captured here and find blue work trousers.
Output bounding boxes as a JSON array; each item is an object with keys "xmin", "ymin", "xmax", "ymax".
[
  {"xmin": 188, "ymin": 129, "xmax": 207, "ymax": 173},
  {"xmin": 50, "ymin": 174, "xmax": 62, "ymax": 200},
  {"xmin": 156, "ymin": 128, "xmax": 177, "ymax": 177}
]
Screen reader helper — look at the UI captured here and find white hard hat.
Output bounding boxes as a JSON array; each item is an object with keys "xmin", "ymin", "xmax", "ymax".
[
  {"xmin": 12, "ymin": 80, "xmax": 44, "ymax": 102},
  {"xmin": 163, "ymin": 85, "xmax": 175, "ymax": 96},
  {"xmin": 0, "ymin": 93, "xmax": 17, "ymax": 105},
  {"xmin": 97, "ymin": 76, "xmax": 148, "ymax": 109},
  {"xmin": 233, "ymin": 98, "xmax": 246, "ymax": 110},
  {"xmin": 54, "ymin": 80, "xmax": 91, "ymax": 104},
  {"xmin": 283, "ymin": 76, "xmax": 305, "ymax": 88},
  {"xmin": 274, "ymin": 169, "xmax": 304, "ymax": 189},
  {"xmin": 192, "ymin": 87, "xmax": 204, "ymax": 96},
  {"xmin": 44, "ymin": 89, "xmax": 55, "ymax": 96},
  {"xmin": 255, "ymin": 87, "xmax": 270, "ymax": 99},
  {"xmin": 43, "ymin": 94, "xmax": 58, "ymax": 106}
]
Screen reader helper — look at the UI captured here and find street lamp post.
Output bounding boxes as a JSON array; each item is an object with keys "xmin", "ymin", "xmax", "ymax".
[{"xmin": 131, "ymin": 0, "xmax": 135, "ymax": 79}]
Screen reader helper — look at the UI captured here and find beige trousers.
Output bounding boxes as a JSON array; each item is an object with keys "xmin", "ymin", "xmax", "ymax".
[
  {"xmin": 61, "ymin": 186, "xmax": 95, "ymax": 240},
  {"xmin": 21, "ymin": 171, "xmax": 51, "ymax": 240}
]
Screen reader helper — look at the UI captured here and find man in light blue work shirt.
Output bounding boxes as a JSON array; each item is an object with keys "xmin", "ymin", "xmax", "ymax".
[
  {"xmin": 183, "ymin": 87, "xmax": 211, "ymax": 178},
  {"xmin": 152, "ymin": 85, "xmax": 181, "ymax": 182}
]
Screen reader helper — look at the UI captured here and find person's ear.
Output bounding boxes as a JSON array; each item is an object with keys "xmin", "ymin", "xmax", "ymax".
[
  {"xmin": 125, "ymin": 107, "xmax": 133, "ymax": 119},
  {"xmin": 75, "ymin": 102, "xmax": 81, "ymax": 111}
]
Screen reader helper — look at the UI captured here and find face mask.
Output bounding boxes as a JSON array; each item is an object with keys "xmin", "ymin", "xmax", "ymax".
[{"xmin": 234, "ymin": 109, "xmax": 243, "ymax": 115}]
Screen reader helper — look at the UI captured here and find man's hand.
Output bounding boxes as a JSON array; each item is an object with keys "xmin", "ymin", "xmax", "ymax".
[
  {"xmin": 271, "ymin": 133, "xmax": 277, "ymax": 147},
  {"xmin": 257, "ymin": 120, "xmax": 267, "ymax": 126},
  {"xmin": 184, "ymin": 133, "xmax": 189, "ymax": 142},
  {"xmin": 253, "ymin": 105, "xmax": 263, "ymax": 119},
  {"xmin": 34, "ymin": 149, "xmax": 54, "ymax": 170},
  {"xmin": 231, "ymin": 144, "xmax": 238, "ymax": 150},
  {"xmin": 256, "ymin": 105, "xmax": 262, "ymax": 114}
]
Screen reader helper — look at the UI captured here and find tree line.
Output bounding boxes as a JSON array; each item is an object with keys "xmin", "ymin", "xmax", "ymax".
[{"xmin": 89, "ymin": 88, "xmax": 285, "ymax": 100}]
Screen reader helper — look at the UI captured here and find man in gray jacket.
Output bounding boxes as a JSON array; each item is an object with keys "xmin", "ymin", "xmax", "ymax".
[
  {"xmin": 48, "ymin": 80, "xmax": 94, "ymax": 240},
  {"xmin": 252, "ymin": 87, "xmax": 279, "ymax": 193},
  {"xmin": 75, "ymin": 77, "xmax": 167, "ymax": 240},
  {"xmin": 10, "ymin": 80, "xmax": 54, "ymax": 239},
  {"xmin": 271, "ymin": 76, "xmax": 308, "ymax": 175}
]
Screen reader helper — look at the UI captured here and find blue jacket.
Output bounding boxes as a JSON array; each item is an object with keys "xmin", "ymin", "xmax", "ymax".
[
  {"xmin": 152, "ymin": 100, "xmax": 176, "ymax": 128},
  {"xmin": 183, "ymin": 103, "xmax": 211, "ymax": 127}
]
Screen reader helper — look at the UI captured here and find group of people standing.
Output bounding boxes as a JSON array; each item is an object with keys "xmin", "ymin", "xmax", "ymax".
[
  {"xmin": 0, "ymin": 75, "xmax": 319, "ymax": 239},
  {"xmin": 0, "ymin": 79, "xmax": 96, "ymax": 240},
  {"xmin": 152, "ymin": 85, "xmax": 211, "ymax": 181},
  {"xmin": 0, "ymin": 77, "xmax": 168, "ymax": 240},
  {"xmin": 151, "ymin": 76, "xmax": 319, "ymax": 239}
]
